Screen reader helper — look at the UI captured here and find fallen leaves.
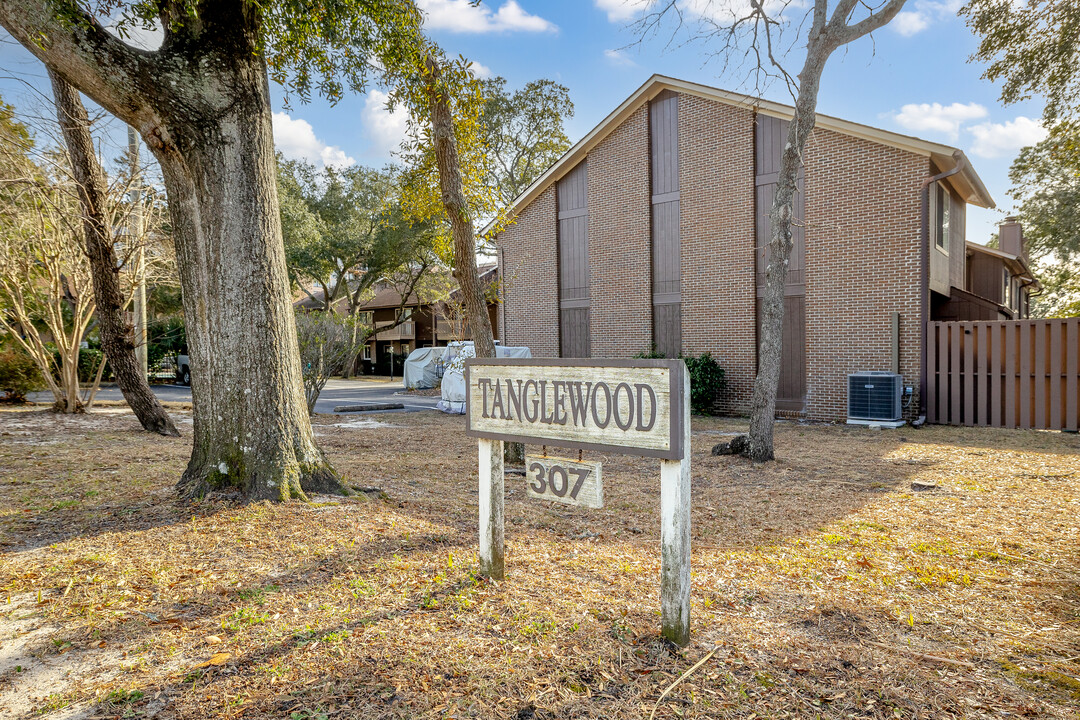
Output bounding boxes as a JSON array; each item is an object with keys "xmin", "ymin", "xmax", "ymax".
[
  {"xmin": 0, "ymin": 408, "xmax": 1078, "ymax": 720},
  {"xmin": 195, "ymin": 652, "xmax": 232, "ymax": 669}
]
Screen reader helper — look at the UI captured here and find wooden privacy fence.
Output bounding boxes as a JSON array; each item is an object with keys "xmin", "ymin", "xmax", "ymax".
[{"xmin": 927, "ymin": 319, "xmax": 1080, "ymax": 430}]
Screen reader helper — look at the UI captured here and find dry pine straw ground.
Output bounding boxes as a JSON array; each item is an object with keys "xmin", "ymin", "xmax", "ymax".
[{"xmin": 0, "ymin": 408, "xmax": 1078, "ymax": 720}]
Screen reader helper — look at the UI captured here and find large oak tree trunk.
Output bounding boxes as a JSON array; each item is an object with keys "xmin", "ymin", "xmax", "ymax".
[
  {"xmin": 152, "ymin": 54, "xmax": 343, "ymax": 501},
  {"xmin": 49, "ymin": 70, "xmax": 180, "ymax": 437},
  {"xmin": 0, "ymin": 2, "xmax": 345, "ymax": 501}
]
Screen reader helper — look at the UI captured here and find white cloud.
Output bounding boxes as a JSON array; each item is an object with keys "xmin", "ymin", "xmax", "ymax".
[
  {"xmin": 603, "ymin": 48, "xmax": 637, "ymax": 67},
  {"xmin": 418, "ymin": 0, "xmax": 557, "ymax": 33},
  {"xmin": 469, "ymin": 61, "xmax": 494, "ymax": 79},
  {"xmin": 361, "ymin": 91, "xmax": 410, "ymax": 161},
  {"xmin": 104, "ymin": 14, "xmax": 163, "ymax": 50},
  {"xmin": 891, "ymin": 0, "xmax": 964, "ymax": 36},
  {"xmin": 893, "ymin": 102, "xmax": 988, "ymax": 141},
  {"xmin": 272, "ymin": 113, "xmax": 356, "ymax": 169},
  {"xmin": 968, "ymin": 117, "xmax": 1048, "ymax": 158},
  {"xmin": 893, "ymin": 11, "xmax": 929, "ymax": 36},
  {"xmin": 595, "ymin": 0, "xmax": 656, "ymax": 22}
]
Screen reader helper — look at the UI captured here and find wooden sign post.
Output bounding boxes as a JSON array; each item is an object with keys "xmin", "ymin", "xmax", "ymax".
[
  {"xmin": 477, "ymin": 437, "xmax": 504, "ymax": 580},
  {"xmin": 465, "ymin": 358, "xmax": 692, "ymax": 646}
]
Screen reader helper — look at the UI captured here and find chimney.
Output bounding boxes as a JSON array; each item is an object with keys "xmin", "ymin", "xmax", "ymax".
[{"xmin": 999, "ymin": 216, "xmax": 1025, "ymax": 259}]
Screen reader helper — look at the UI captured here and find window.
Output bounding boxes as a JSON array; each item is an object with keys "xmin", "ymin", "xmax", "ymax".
[
  {"xmin": 1002, "ymin": 269, "xmax": 1009, "ymax": 305},
  {"xmin": 362, "ymin": 343, "xmax": 371, "ymax": 361},
  {"xmin": 935, "ymin": 183, "xmax": 951, "ymax": 252}
]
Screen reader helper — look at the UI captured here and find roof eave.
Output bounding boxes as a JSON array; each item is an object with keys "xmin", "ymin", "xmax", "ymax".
[{"xmin": 484, "ymin": 74, "xmax": 996, "ymax": 235}]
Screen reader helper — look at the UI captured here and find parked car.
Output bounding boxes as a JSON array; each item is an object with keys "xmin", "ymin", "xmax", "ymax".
[{"xmin": 176, "ymin": 353, "xmax": 191, "ymax": 386}]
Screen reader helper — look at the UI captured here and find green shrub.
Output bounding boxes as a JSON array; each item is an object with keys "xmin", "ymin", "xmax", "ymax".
[
  {"xmin": 0, "ymin": 349, "xmax": 44, "ymax": 402},
  {"xmin": 682, "ymin": 352, "xmax": 726, "ymax": 414},
  {"xmin": 147, "ymin": 317, "xmax": 186, "ymax": 370},
  {"xmin": 633, "ymin": 347, "xmax": 727, "ymax": 415},
  {"xmin": 633, "ymin": 344, "xmax": 666, "ymax": 360}
]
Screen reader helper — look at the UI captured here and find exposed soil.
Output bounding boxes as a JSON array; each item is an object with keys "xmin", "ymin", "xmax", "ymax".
[{"xmin": 0, "ymin": 406, "xmax": 1077, "ymax": 719}]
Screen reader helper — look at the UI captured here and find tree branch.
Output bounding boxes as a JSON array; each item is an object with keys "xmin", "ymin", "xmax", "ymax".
[
  {"xmin": 828, "ymin": 0, "xmax": 909, "ymax": 47},
  {"xmin": 0, "ymin": 1, "xmax": 162, "ymax": 129}
]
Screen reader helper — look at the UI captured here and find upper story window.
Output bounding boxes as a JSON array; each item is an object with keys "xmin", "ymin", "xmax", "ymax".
[{"xmin": 935, "ymin": 183, "xmax": 951, "ymax": 253}]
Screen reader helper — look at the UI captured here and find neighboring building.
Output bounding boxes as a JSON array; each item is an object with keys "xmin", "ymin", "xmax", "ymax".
[
  {"xmin": 934, "ymin": 218, "xmax": 1039, "ymax": 322},
  {"xmin": 493, "ymin": 74, "xmax": 1008, "ymax": 421},
  {"xmin": 294, "ymin": 266, "xmax": 500, "ymax": 374}
]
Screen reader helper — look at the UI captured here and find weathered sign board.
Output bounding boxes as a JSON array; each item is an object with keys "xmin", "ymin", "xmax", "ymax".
[
  {"xmin": 525, "ymin": 455, "xmax": 603, "ymax": 508},
  {"xmin": 465, "ymin": 359, "xmax": 684, "ymax": 459},
  {"xmin": 465, "ymin": 358, "xmax": 692, "ymax": 646}
]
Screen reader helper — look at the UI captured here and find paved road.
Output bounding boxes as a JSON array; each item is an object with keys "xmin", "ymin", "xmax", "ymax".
[{"xmin": 29, "ymin": 378, "xmax": 440, "ymax": 415}]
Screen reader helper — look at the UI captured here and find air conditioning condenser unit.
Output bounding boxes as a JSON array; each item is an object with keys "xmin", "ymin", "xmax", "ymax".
[{"xmin": 847, "ymin": 371, "xmax": 905, "ymax": 428}]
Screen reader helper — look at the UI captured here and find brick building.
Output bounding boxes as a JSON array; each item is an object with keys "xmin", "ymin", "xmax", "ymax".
[{"xmin": 491, "ymin": 75, "xmax": 1001, "ymax": 421}]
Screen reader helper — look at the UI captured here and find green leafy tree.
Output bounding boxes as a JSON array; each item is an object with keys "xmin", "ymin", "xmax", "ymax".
[
  {"xmin": 279, "ymin": 158, "xmax": 435, "ymax": 318},
  {"xmin": 1009, "ymin": 133, "xmax": 1080, "ymax": 263},
  {"xmin": 0, "ymin": 0, "xmax": 428, "ymax": 501},
  {"xmin": 479, "ymin": 77, "xmax": 574, "ymax": 207},
  {"xmin": 963, "ymin": 0, "xmax": 1080, "ymax": 128},
  {"xmin": 1007, "ymin": 131, "xmax": 1080, "ymax": 317}
]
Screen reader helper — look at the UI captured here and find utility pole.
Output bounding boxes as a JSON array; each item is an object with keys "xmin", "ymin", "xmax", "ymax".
[{"xmin": 128, "ymin": 126, "xmax": 147, "ymax": 379}]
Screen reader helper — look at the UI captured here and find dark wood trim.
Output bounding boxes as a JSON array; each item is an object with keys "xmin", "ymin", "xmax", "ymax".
[{"xmin": 559, "ymin": 298, "xmax": 590, "ymax": 309}]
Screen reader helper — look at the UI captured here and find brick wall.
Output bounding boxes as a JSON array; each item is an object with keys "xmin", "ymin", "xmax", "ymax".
[
  {"xmin": 498, "ymin": 185, "xmax": 559, "ymax": 357},
  {"xmin": 678, "ymin": 94, "xmax": 757, "ymax": 415},
  {"xmin": 802, "ymin": 126, "xmax": 926, "ymax": 420},
  {"xmin": 497, "ymin": 89, "xmax": 935, "ymax": 422},
  {"xmin": 587, "ymin": 105, "xmax": 653, "ymax": 358}
]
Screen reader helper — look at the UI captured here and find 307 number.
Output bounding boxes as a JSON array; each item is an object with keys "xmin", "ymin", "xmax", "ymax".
[{"xmin": 524, "ymin": 456, "xmax": 603, "ymax": 508}]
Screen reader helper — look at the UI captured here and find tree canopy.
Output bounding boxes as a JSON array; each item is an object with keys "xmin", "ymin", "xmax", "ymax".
[
  {"xmin": 278, "ymin": 158, "xmax": 438, "ymax": 315},
  {"xmin": 479, "ymin": 77, "xmax": 574, "ymax": 207},
  {"xmin": 1006, "ymin": 130, "xmax": 1080, "ymax": 317},
  {"xmin": 963, "ymin": 0, "xmax": 1080, "ymax": 126}
]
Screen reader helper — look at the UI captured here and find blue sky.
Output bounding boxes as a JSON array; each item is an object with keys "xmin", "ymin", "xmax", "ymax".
[{"xmin": 0, "ymin": 0, "xmax": 1049, "ymax": 244}]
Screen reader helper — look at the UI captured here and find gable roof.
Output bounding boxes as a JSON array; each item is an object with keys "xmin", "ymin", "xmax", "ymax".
[
  {"xmin": 485, "ymin": 74, "xmax": 994, "ymax": 235},
  {"xmin": 967, "ymin": 241, "xmax": 1039, "ymax": 289}
]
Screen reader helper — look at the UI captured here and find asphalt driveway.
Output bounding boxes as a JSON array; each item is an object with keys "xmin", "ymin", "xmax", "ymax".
[{"xmin": 29, "ymin": 378, "xmax": 439, "ymax": 415}]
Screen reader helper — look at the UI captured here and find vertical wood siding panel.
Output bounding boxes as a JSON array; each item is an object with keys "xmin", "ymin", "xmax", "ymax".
[
  {"xmin": 1005, "ymin": 323, "xmax": 1017, "ymax": 428},
  {"xmin": 927, "ymin": 322, "xmax": 938, "ymax": 423},
  {"xmin": 557, "ymin": 160, "xmax": 589, "ymax": 356},
  {"xmin": 1050, "ymin": 320, "xmax": 1062, "ymax": 430},
  {"xmin": 1034, "ymin": 321, "xmax": 1046, "ymax": 428},
  {"xmin": 1020, "ymin": 321, "xmax": 1032, "ymax": 429},
  {"xmin": 1067, "ymin": 318, "xmax": 1078, "ymax": 432},
  {"xmin": 755, "ymin": 113, "xmax": 805, "ymax": 411},
  {"xmin": 964, "ymin": 323, "xmax": 974, "ymax": 426},
  {"xmin": 651, "ymin": 92, "xmax": 681, "ymax": 357}
]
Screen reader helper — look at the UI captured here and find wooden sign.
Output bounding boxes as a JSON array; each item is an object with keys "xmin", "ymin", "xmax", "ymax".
[
  {"xmin": 525, "ymin": 455, "xmax": 603, "ymax": 508},
  {"xmin": 469, "ymin": 359, "xmax": 693, "ymax": 647},
  {"xmin": 464, "ymin": 359, "xmax": 685, "ymax": 460}
]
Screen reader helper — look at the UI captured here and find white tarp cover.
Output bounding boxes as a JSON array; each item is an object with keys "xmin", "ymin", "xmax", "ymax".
[
  {"xmin": 437, "ymin": 342, "xmax": 532, "ymax": 414},
  {"xmin": 402, "ymin": 346, "xmax": 446, "ymax": 389}
]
